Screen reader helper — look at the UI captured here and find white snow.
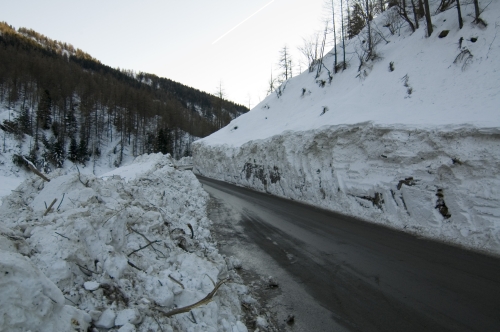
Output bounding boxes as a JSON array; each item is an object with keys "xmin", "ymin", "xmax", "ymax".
[
  {"xmin": 84, "ymin": 281, "xmax": 100, "ymax": 291},
  {"xmin": 193, "ymin": 3, "xmax": 500, "ymax": 255},
  {"xmin": 0, "ymin": 175, "xmax": 23, "ymax": 204},
  {"xmin": 0, "ymin": 153, "xmax": 250, "ymax": 331}
]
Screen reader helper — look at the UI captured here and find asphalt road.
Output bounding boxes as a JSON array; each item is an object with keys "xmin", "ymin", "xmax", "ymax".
[{"xmin": 198, "ymin": 175, "xmax": 500, "ymax": 332}]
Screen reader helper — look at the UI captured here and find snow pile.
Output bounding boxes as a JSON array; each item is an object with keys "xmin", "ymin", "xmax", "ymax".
[
  {"xmin": 193, "ymin": 4, "xmax": 500, "ymax": 255},
  {"xmin": 0, "ymin": 153, "xmax": 249, "ymax": 331}
]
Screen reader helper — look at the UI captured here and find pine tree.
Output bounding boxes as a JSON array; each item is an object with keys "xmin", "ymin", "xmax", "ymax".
[
  {"xmin": 348, "ymin": 2, "xmax": 365, "ymax": 39},
  {"xmin": 77, "ymin": 138, "xmax": 89, "ymax": 164},
  {"xmin": 65, "ymin": 107, "xmax": 77, "ymax": 139},
  {"xmin": 68, "ymin": 137, "xmax": 78, "ymax": 162},
  {"xmin": 37, "ymin": 89, "xmax": 52, "ymax": 130},
  {"xmin": 17, "ymin": 107, "xmax": 31, "ymax": 136},
  {"xmin": 52, "ymin": 139, "xmax": 65, "ymax": 168},
  {"xmin": 157, "ymin": 128, "xmax": 171, "ymax": 155}
]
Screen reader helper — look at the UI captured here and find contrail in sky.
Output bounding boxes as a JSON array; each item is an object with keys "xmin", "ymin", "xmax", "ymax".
[{"xmin": 212, "ymin": 0, "xmax": 275, "ymax": 45}]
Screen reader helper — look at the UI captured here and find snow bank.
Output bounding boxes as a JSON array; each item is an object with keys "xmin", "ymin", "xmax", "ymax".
[
  {"xmin": 193, "ymin": 4, "xmax": 500, "ymax": 255},
  {"xmin": 0, "ymin": 153, "xmax": 249, "ymax": 331},
  {"xmin": 194, "ymin": 124, "xmax": 500, "ymax": 254}
]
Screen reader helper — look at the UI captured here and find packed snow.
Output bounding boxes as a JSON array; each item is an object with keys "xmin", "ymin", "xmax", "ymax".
[
  {"xmin": 193, "ymin": 3, "xmax": 500, "ymax": 255},
  {"xmin": 0, "ymin": 153, "xmax": 251, "ymax": 331}
]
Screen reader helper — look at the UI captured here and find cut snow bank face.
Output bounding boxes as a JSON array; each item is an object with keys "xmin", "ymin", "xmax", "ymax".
[
  {"xmin": 193, "ymin": 4, "xmax": 500, "ymax": 255},
  {"xmin": 0, "ymin": 153, "xmax": 249, "ymax": 331},
  {"xmin": 193, "ymin": 124, "xmax": 500, "ymax": 255}
]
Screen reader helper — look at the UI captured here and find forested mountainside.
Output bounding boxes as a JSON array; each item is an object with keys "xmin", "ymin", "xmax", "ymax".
[{"xmin": 0, "ymin": 22, "xmax": 247, "ymax": 170}]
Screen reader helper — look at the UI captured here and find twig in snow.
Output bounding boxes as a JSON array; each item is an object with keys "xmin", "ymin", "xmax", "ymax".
[
  {"xmin": 43, "ymin": 198, "xmax": 57, "ymax": 216},
  {"xmin": 74, "ymin": 164, "xmax": 89, "ymax": 187},
  {"xmin": 127, "ymin": 260, "xmax": 143, "ymax": 271},
  {"xmin": 189, "ymin": 311, "xmax": 197, "ymax": 324},
  {"xmin": 152, "ymin": 314, "xmax": 165, "ymax": 332},
  {"xmin": 157, "ymin": 279, "xmax": 228, "ymax": 317},
  {"xmin": 76, "ymin": 263, "xmax": 98, "ymax": 276},
  {"xmin": 65, "ymin": 296, "xmax": 77, "ymax": 305},
  {"xmin": 55, "ymin": 232, "xmax": 70, "ymax": 240},
  {"xmin": 168, "ymin": 274, "xmax": 185, "ymax": 289},
  {"xmin": 56, "ymin": 193, "xmax": 65, "ymax": 211},
  {"xmin": 127, "ymin": 240, "xmax": 160, "ymax": 257},
  {"xmin": 103, "ymin": 206, "xmax": 126, "ymax": 225},
  {"xmin": 187, "ymin": 223, "xmax": 194, "ymax": 239},
  {"xmin": 22, "ymin": 156, "xmax": 50, "ymax": 182},
  {"xmin": 128, "ymin": 226, "xmax": 167, "ymax": 258}
]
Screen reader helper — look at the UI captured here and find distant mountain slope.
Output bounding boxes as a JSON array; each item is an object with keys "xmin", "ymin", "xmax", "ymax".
[
  {"xmin": 0, "ymin": 21, "xmax": 248, "ymax": 166},
  {"xmin": 193, "ymin": 1, "xmax": 500, "ymax": 255}
]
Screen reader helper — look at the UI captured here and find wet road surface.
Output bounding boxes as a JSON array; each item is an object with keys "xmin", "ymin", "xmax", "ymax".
[{"xmin": 198, "ymin": 175, "xmax": 500, "ymax": 332}]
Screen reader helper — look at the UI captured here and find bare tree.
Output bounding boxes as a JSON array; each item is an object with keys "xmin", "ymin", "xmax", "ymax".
[
  {"xmin": 266, "ymin": 70, "xmax": 277, "ymax": 95},
  {"xmin": 353, "ymin": 0, "xmax": 377, "ymax": 59},
  {"xmin": 298, "ymin": 33, "xmax": 321, "ymax": 72},
  {"xmin": 340, "ymin": 0, "xmax": 347, "ymax": 70},
  {"xmin": 278, "ymin": 45, "xmax": 293, "ymax": 82},
  {"xmin": 393, "ymin": 0, "xmax": 416, "ymax": 33},
  {"xmin": 316, "ymin": 23, "xmax": 329, "ymax": 78},
  {"xmin": 214, "ymin": 81, "xmax": 225, "ymax": 129},
  {"xmin": 328, "ymin": 0, "xmax": 339, "ymax": 73}
]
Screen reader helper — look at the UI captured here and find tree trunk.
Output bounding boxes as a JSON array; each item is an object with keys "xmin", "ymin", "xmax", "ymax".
[
  {"xmin": 473, "ymin": 0, "xmax": 480, "ymax": 23},
  {"xmin": 411, "ymin": 0, "xmax": 419, "ymax": 29},
  {"xmin": 366, "ymin": 0, "xmax": 372, "ymax": 59},
  {"xmin": 401, "ymin": 0, "xmax": 416, "ymax": 32},
  {"xmin": 341, "ymin": 0, "xmax": 347, "ymax": 70},
  {"xmin": 456, "ymin": 0, "xmax": 463, "ymax": 29},
  {"xmin": 423, "ymin": 0, "xmax": 433, "ymax": 36},
  {"xmin": 331, "ymin": 0, "xmax": 338, "ymax": 73}
]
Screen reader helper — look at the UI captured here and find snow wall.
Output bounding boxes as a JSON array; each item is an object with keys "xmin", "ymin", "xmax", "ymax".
[{"xmin": 193, "ymin": 123, "xmax": 500, "ymax": 255}]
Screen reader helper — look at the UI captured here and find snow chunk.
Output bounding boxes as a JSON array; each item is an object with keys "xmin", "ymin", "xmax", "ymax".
[
  {"xmin": 95, "ymin": 308, "xmax": 116, "ymax": 329},
  {"xmin": 118, "ymin": 323, "xmax": 137, "ymax": 332},
  {"xmin": 83, "ymin": 281, "xmax": 100, "ymax": 291},
  {"xmin": 115, "ymin": 308, "xmax": 141, "ymax": 326}
]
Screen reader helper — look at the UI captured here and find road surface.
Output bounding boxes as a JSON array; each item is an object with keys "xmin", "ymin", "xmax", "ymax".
[{"xmin": 198, "ymin": 175, "xmax": 500, "ymax": 332}]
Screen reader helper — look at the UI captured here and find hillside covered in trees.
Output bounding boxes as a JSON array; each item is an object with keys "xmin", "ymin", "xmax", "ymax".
[{"xmin": 0, "ymin": 22, "xmax": 248, "ymax": 171}]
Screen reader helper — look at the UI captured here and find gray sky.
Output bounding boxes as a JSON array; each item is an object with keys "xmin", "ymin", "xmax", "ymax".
[{"xmin": 1, "ymin": 0, "xmax": 325, "ymax": 107}]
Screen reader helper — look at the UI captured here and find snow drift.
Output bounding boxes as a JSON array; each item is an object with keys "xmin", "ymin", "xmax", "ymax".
[
  {"xmin": 193, "ymin": 4, "xmax": 500, "ymax": 255},
  {"xmin": 0, "ymin": 154, "xmax": 249, "ymax": 331}
]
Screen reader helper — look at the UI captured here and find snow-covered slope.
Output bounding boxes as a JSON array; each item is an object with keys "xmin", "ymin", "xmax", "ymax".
[
  {"xmin": 193, "ymin": 3, "xmax": 500, "ymax": 255},
  {"xmin": 0, "ymin": 154, "xmax": 250, "ymax": 331}
]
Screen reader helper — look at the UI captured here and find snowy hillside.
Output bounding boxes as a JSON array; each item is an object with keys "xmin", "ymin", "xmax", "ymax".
[
  {"xmin": 0, "ymin": 154, "xmax": 251, "ymax": 331},
  {"xmin": 193, "ymin": 3, "xmax": 500, "ymax": 255}
]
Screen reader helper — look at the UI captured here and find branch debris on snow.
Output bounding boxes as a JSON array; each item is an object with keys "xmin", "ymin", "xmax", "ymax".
[{"xmin": 0, "ymin": 154, "xmax": 249, "ymax": 331}]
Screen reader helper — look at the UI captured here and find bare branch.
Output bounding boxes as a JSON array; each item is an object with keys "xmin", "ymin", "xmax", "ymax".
[
  {"xmin": 168, "ymin": 274, "xmax": 185, "ymax": 289},
  {"xmin": 127, "ymin": 240, "xmax": 160, "ymax": 257},
  {"xmin": 157, "ymin": 279, "xmax": 228, "ymax": 317},
  {"xmin": 43, "ymin": 198, "xmax": 57, "ymax": 216}
]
